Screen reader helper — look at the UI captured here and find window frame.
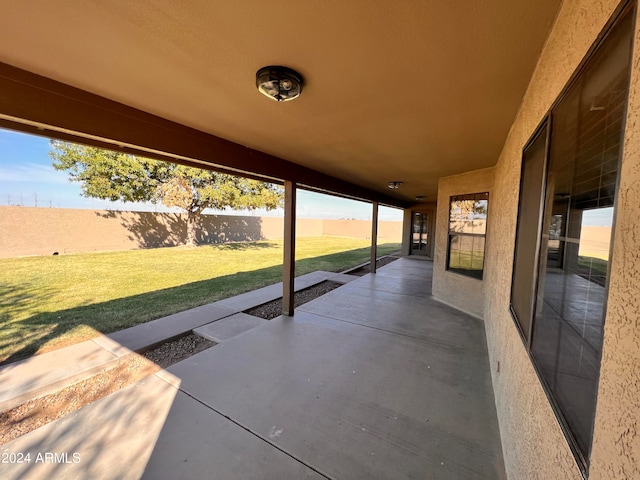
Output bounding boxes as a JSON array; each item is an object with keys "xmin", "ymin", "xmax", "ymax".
[
  {"xmin": 510, "ymin": 119, "xmax": 550, "ymax": 344},
  {"xmin": 508, "ymin": 1, "xmax": 635, "ymax": 474},
  {"xmin": 446, "ymin": 192, "xmax": 489, "ymax": 280}
]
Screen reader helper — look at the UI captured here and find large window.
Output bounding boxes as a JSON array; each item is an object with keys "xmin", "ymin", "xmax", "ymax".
[
  {"xmin": 447, "ymin": 192, "xmax": 489, "ymax": 279},
  {"xmin": 510, "ymin": 4, "xmax": 633, "ymax": 472}
]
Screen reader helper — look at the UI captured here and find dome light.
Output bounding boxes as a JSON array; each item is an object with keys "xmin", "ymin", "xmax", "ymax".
[{"xmin": 256, "ymin": 66, "xmax": 303, "ymax": 102}]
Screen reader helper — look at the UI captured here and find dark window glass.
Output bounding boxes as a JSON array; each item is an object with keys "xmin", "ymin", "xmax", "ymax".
[
  {"xmin": 447, "ymin": 192, "xmax": 489, "ymax": 279},
  {"xmin": 411, "ymin": 212, "xmax": 429, "ymax": 256},
  {"xmin": 511, "ymin": 122, "xmax": 549, "ymax": 340},
  {"xmin": 510, "ymin": 6, "xmax": 633, "ymax": 469}
]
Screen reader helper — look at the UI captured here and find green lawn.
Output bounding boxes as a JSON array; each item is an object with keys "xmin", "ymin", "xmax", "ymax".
[
  {"xmin": 0, "ymin": 237, "xmax": 400, "ymax": 364},
  {"xmin": 577, "ymin": 255, "xmax": 609, "ymax": 287},
  {"xmin": 448, "ymin": 250, "xmax": 484, "ymax": 277},
  {"xmin": 577, "ymin": 255, "xmax": 608, "ymax": 277}
]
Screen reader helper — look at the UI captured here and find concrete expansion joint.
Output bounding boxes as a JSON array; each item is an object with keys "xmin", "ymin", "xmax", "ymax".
[{"xmin": 178, "ymin": 387, "xmax": 336, "ymax": 480}]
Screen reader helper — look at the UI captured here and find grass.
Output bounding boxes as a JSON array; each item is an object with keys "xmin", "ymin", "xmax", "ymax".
[
  {"xmin": 0, "ymin": 236, "xmax": 400, "ymax": 364},
  {"xmin": 577, "ymin": 255, "xmax": 608, "ymax": 277},
  {"xmin": 577, "ymin": 255, "xmax": 609, "ymax": 287},
  {"xmin": 448, "ymin": 251, "xmax": 484, "ymax": 271}
]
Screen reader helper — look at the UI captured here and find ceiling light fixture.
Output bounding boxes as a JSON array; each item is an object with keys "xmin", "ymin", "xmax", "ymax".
[
  {"xmin": 415, "ymin": 196, "xmax": 425, "ymax": 201},
  {"xmin": 387, "ymin": 181, "xmax": 403, "ymax": 189},
  {"xmin": 256, "ymin": 66, "xmax": 303, "ymax": 102}
]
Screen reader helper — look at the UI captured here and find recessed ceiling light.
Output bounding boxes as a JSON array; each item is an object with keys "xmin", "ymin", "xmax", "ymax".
[
  {"xmin": 415, "ymin": 196, "xmax": 425, "ymax": 201},
  {"xmin": 256, "ymin": 66, "xmax": 303, "ymax": 102},
  {"xmin": 387, "ymin": 181, "xmax": 403, "ymax": 189}
]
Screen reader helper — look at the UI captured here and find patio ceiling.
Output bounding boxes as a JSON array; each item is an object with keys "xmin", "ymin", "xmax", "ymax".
[{"xmin": 0, "ymin": 0, "xmax": 561, "ymax": 204}]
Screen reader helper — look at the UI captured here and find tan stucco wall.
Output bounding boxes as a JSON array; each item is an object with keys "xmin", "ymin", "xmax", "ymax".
[
  {"xmin": 0, "ymin": 207, "xmax": 401, "ymax": 258},
  {"xmin": 483, "ymin": 0, "xmax": 639, "ymax": 479},
  {"xmin": 589, "ymin": 3, "xmax": 640, "ymax": 477},
  {"xmin": 432, "ymin": 167, "xmax": 494, "ymax": 319}
]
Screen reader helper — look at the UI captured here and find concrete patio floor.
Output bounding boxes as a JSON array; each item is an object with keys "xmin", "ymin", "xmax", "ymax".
[{"xmin": 3, "ymin": 258, "xmax": 505, "ymax": 480}]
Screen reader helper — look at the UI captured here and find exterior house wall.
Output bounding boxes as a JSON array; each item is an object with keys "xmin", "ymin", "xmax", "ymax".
[
  {"xmin": 482, "ymin": 0, "xmax": 640, "ymax": 478},
  {"xmin": 589, "ymin": 2, "xmax": 640, "ymax": 476},
  {"xmin": 432, "ymin": 167, "xmax": 494, "ymax": 319}
]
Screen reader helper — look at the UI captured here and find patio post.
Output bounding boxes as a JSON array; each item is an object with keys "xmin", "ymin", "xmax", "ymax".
[
  {"xmin": 371, "ymin": 201, "xmax": 379, "ymax": 273},
  {"xmin": 283, "ymin": 180, "xmax": 296, "ymax": 316}
]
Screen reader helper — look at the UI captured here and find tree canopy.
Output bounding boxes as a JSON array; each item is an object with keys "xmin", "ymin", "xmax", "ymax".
[{"xmin": 50, "ymin": 140, "xmax": 283, "ymax": 246}]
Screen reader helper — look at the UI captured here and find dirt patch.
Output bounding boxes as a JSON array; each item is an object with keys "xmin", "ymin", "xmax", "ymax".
[
  {"xmin": 348, "ymin": 255, "xmax": 399, "ymax": 276},
  {"xmin": 246, "ymin": 280, "xmax": 343, "ymax": 320},
  {"xmin": 0, "ymin": 333, "xmax": 215, "ymax": 445}
]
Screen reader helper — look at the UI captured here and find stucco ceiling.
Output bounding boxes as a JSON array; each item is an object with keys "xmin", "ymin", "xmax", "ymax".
[{"xmin": 0, "ymin": 0, "xmax": 561, "ymax": 203}]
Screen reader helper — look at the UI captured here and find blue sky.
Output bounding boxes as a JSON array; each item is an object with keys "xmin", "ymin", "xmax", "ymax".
[{"xmin": 0, "ymin": 128, "xmax": 402, "ymax": 221}]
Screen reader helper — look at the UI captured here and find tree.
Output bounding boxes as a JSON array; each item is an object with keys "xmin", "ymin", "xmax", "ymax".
[{"xmin": 50, "ymin": 140, "xmax": 283, "ymax": 246}]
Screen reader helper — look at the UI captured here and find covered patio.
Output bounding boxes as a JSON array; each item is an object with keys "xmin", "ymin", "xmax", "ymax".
[
  {"xmin": 3, "ymin": 1, "xmax": 640, "ymax": 478},
  {"xmin": 3, "ymin": 258, "xmax": 505, "ymax": 479}
]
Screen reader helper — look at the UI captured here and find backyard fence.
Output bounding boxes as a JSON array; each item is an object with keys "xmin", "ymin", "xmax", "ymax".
[{"xmin": 0, "ymin": 206, "xmax": 402, "ymax": 258}]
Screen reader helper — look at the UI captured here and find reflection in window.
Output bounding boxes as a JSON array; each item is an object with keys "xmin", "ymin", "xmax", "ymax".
[
  {"xmin": 447, "ymin": 193, "xmax": 489, "ymax": 279},
  {"xmin": 411, "ymin": 212, "xmax": 429, "ymax": 256},
  {"xmin": 509, "ymin": 6, "xmax": 632, "ymax": 470},
  {"xmin": 577, "ymin": 208, "xmax": 613, "ymax": 288}
]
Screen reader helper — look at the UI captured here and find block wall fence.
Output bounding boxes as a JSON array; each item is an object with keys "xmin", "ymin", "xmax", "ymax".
[{"xmin": 0, "ymin": 206, "xmax": 402, "ymax": 258}]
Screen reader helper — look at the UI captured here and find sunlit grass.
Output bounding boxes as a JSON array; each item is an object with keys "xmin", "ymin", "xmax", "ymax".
[
  {"xmin": 0, "ymin": 237, "xmax": 400, "ymax": 363},
  {"xmin": 448, "ymin": 251, "xmax": 484, "ymax": 271},
  {"xmin": 577, "ymin": 255, "xmax": 609, "ymax": 287}
]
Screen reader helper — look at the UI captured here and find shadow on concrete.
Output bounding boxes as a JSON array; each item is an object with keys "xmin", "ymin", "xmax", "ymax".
[
  {"xmin": 0, "ymin": 246, "xmax": 387, "ymax": 366},
  {"xmin": 95, "ymin": 211, "xmax": 264, "ymax": 248},
  {"xmin": 3, "ymin": 372, "xmax": 179, "ymax": 480}
]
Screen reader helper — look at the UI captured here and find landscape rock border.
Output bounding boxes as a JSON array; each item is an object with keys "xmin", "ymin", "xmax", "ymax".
[
  {"xmin": 0, "ymin": 334, "xmax": 215, "ymax": 445},
  {"xmin": 245, "ymin": 280, "xmax": 343, "ymax": 320}
]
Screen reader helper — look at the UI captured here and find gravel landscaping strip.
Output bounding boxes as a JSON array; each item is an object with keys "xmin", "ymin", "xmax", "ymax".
[
  {"xmin": 0, "ymin": 333, "xmax": 215, "ymax": 445},
  {"xmin": 246, "ymin": 280, "xmax": 343, "ymax": 320},
  {"xmin": 348, "ymin": 255, "xmax": 399, "ymax": 276},
  {"xmin": 142, "ymin": 333, "xmax": 216, "ymax": 369}
]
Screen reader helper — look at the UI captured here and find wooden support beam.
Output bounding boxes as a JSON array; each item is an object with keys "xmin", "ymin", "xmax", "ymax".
[
  {"xmin": 370, "ymin": 201, "xmax": 379, "ymax": 274},
  {"xmin": 283, "ymin": 181, "xmax": 297, "ymax": 316}
]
